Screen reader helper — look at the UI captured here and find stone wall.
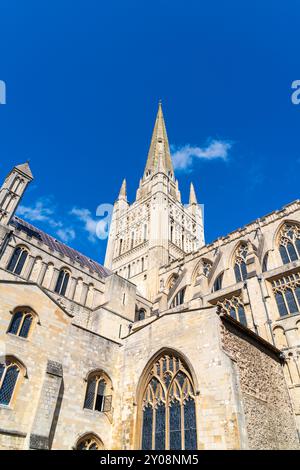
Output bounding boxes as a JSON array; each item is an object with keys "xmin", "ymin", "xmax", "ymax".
[{"xmin": 220, "ymin": 315, "xmax": 299, "ymax": 449}]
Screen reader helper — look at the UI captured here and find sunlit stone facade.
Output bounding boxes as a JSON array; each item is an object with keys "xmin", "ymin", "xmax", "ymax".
[{"xmin": 0, "ymin": 105, "xmax": 299, "ymax": 450}]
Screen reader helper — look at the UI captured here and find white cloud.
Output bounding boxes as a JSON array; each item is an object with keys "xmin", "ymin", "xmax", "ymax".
[
  {"xmin": 17, "ymin": 197, "xmax": 62, "ymax": 228},
  {"xmin": 70, "ymin": 207, "xmax": 107, "ymax": 242},
  {"xmin": 17, "ymin": 198, "xmax": 76, "ymax": 243},
  {"xmin": 56, "ymin": 227, "xmax": 76, "ymax": 243},
  {"xmin": 172, "ymin": 140, "xmax": 232, "ymax": 171}
]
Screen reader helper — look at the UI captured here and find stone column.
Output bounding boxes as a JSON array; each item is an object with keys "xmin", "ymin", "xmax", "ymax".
[
  {"xmin": 24, "ymin": 255, "xmax": 35, "ymax": 280},
  {"xmin": 49, "ymin": 268, "xmax": 60, "ymax": 291},
  {"xmin": 37, "ymin": 262, "xmax": 48, "ymax": 285},
  {"xmin": 29, "ymin": 360, "xmax": 63, "ymax": 450}
]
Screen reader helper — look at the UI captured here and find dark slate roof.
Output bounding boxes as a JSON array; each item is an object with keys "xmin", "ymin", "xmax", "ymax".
[{"xmin": 11, "ymin": 216, "xmax": 111, "ymax": 278}]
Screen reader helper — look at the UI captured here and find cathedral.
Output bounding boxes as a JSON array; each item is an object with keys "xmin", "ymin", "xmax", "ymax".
[{"xmin": 0, "ymin": 103, "xmax": 300, "ymax": 450}]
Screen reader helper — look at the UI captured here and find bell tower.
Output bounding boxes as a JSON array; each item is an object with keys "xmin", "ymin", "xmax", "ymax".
[
  {"xmin": 0, "ymin": 162, "xmax": 33, "ymax": 226},
  {"xmin": 104, "ymin": 103, "xmax": 204, "ymax": 300}
]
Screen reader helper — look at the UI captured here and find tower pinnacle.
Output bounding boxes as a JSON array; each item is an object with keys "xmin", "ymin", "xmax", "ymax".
[
  {"xmin": 144, "ymin": 102, "xmax": 174, "ymax": 178},
  {"xmin": 189, "ymin": 182, "xmax": 198, "ymax": 205},
  {"xmin": 118, "ymin": 179, "xmax": 127, "ymax": 199}
]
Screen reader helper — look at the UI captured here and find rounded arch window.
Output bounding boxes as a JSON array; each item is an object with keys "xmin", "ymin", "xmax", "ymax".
[
  {"xmin": 84, "ymin": 371, "xmax": 112, "ymax": 413},
  {"xmin": 139, "ymin": 352, "xmax": 197, "ymax": 450},
  {"xmin": 136, "ymin": 308, "xmax": 146, "ymax": 322},
  {"xmin": 8, "ymin": 308, "xmax": 36, "ymax": 339},
  {"xmin": 278, "ymin": 223, "xmax": 300, "ymax": 264},
  {"xmin": 7, "ymin": 246, "xmax": 29, "ymax": 276},
  {"xmin": 76, "ymin": 433, "xmax": 104, "ymax": 450},
  {"xmin": 0, "ymin": 357, "xmax": 25, "ymax": 406},
  {"xmin": 54, "ymin": 268, "xmax": 70, "ymax": 296}
]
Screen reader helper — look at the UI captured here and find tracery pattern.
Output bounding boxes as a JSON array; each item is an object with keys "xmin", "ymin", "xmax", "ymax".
[{"xmin": 141, "ymin": 354, "xmax": 197, "ymax": 450}]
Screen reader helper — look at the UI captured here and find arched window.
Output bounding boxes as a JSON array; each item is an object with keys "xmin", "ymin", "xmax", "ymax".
[
  {"xmin": 8, "ymin": 309, "xmax": 35, "ymax": 338},
  {"xmin": 217, "ymin": 295, "xmax": 247, "ymax": 327},
  {"xmin": 0, "ymin": 359, "xmax": 21, "ymax": 406},
  {"xmin": 84, "ymin": 372, "xmax": 112, "ymax": 413},
  {"xmin": 136, "ymin": 308, "xmax": 146, "ymax": 322},
  {"xmin": 272, "ymin": 273, "xmax": 300, "ymax": 317},
  {"xmin": 273, "ymin": 327, "xmax": 288, "ymax": 349},
  {"xmin": 212, "ymin": 273, "xmax": 223, "ymax": 292},
  {"xmin": 262, "ymin": 253, "xmax": 268, "ymax": 272},
  {"xmin": 234, "ymin": 243, "xmax": 248, "ymax": 282},
  {"xmin": 54, "ymin": 269, "xmax": 70, "ymax": 296},
  {"xmin": 76, "ymin": 434, "xmax": 104, "ymax": 450},
  {"xmin": 7, "ymin": 246, "xmax": 28, "ymax": 275},
  {"xmin": 140, "ymin": 352, "xmax": 197, "ymax": 450},
  {"xmin": 170, "ymin": 287, "xmax": 186, "ymax": 308},
  {"xmin": 278, "ymin": 223, "xmax": 300, "ymax": 264}
]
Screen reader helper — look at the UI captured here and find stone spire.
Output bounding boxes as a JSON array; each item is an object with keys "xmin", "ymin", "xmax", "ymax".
[
  {"xmin": 118, "ymin": 179, "xmax": 127, "ymax": 200},
  {"xmin": 144, "ymin": 101, "xmax": 174, "ymax": 178},
  {"xmin": 189, "ymin": 182, "xmax": 197, "ymax": 205}
]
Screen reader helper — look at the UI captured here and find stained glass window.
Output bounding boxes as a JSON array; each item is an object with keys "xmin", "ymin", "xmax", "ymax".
[
  {"xmin": 272, "ymin": 272, "xmax": 300, "ymax": 317},
  {"xmin": 279, "ymin": 223, "xmax": 300, "ymax": 264},
  {"xmin": 0, "ymin": 360, "xmax": 20, "ymax": 406},
  {"xmin": 7, "ymin": 246, "xmax": 28, "ymax": 275},
  {"xmin": 140, "ymin": 353, "xmax": 197, "ymax": 450},
  {"xmin": 8, "ymin": 310, "xmax": 34, "ymax": 338},
  {"xmin": 84, "ymin": 373, "xmax": 112, "ymax": 413}
]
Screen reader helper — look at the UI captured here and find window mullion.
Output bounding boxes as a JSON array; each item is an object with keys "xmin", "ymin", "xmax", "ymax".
[
  {"xmin": 282, "ymin": 291, "xmax": 290, "ymax": 315},
  {"xmin": 17, "ymin": 314, "xmax": 25, "ymax": 336},
  {"xmin": 93, "ymin": 378, "xmax": 98, "ymax": 410},
  {"xmin": 181, "ymin": 401, "xmax": 185, "ymax": 450},
  {"xmin": 0, "ymin": 366, "xmax": 7, "ymax": 387}
]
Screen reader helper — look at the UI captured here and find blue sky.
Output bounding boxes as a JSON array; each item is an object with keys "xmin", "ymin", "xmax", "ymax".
[{"xmin": 1, "ymin": 1, "xmax": 300, "ymax": 264}]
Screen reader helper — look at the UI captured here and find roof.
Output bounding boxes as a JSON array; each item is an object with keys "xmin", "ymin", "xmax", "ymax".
[
  {"xmin": 11, "ymin": 216, "xmax": 111, "ymax": 278},
  {"xmin": 15, "ymin": 162, "xmax": 33, "ymax": 179}
]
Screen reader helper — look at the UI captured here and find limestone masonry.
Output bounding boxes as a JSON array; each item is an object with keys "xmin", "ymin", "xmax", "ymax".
[{"xmin": 0, "ymin": 104, "xmax": 299, "ymax": 450}]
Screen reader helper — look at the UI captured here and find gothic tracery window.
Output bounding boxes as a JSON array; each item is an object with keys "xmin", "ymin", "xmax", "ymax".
[
  {"xmin": 84, "ymin": 372, "xmax": 112, "ymax": 413},
  {"xmin": 272, "ymin": 273, "xmax": 300, "ymax": 317},
  {"xmin": 7, "ymin": 246, "xmax": 29, "ymax": 275},
  {"xmin": 0, "ymin": 359, "xmax": 21, "ymax": 406},
  {"xmin": 234, "ymin": 243, "xmax": 248, "ymax": 282},
  {"xmin": 8, "ymin": 309, "xmax": 34, "ymax": 338},
  {"xmin": 76, "ymin": 434, "xmax": 104, "ymax": 450},
  {"xmin": 278, "ymin": 223, "xmax": 300, "ymax": 264},
  {"xmin": 217, "ymin": 295, "xmax": 247, "ymax": 327},
  {"xmin": 140, "ymin": 353, "xmax": 197, "ymax": 450}
]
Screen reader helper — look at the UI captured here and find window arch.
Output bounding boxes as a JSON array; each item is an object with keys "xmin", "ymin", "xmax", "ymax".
[
  {"xmin": 75, "ymin": 433, "xmax": 104, "ymax": 450},
  {"xmin": 0, "ymin": 358, "xmax": 24, "ymax": 406},
  {"xmin": 234, "ymin": 243, "xmax": 248, "ymax": 282},
  {"xmin": 84, "ymin": 371, "xmax": 112, "ymax": 413},
  {"xmin": 273, "ymin": 326, "xmax": 288, "ymax": 349},
  {"xmin": 139, "ymin": 352, "xmax": 197, "ymax": 450},
  {"xmin": 54, "ymin": 268, "xmax": 70, "ymax": 296},
  {"xmin": 7, "ymin": 246, "xmax": 29, "ymax": 275},
  {"xmin": 217, "ymin": 295, "xmax": 247, "ymax": 327},
  {"xmin": 212, "ymin": 272, "xmax": 223, "ymax": 292},
  {"xmin": 262, "ymin": 252, "xmax": 269, "ymax": 272},
  {"xmin": 136, "ymin": 308, "xmax": 146, "ymax": 322},
  {"xmin": 278, "ymin": 223, "xmax": 300, "ymax": 264},
  {"xmin": 170, "ymin": 287, "xmax": 186, "ymax": 308},
  {"xmin": 272, "ymin": 273, "xmax": 300, "ymax": 317},
  {"xmin": 7, "ymin": 308, "xmax": 35, "ymax": 338}
]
